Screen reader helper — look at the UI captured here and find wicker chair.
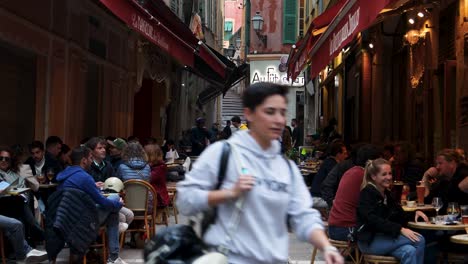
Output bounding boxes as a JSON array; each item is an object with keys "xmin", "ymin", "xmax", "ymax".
[
  {"xmin": 120, "ymin": 179, "xmax": 158, "ymax": 248},
  {"xmin": 363, "ymin": 254, "xmax": 399, "ymax": 264},
  {"xmin": 310, "ymin": 238, "xmax": 361, "ymax": 264}
]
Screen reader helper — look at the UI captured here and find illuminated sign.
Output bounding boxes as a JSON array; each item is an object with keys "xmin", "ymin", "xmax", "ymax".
[{"xmin": 250, "ymin": 62, "xmax": 305, "ymax": 86}]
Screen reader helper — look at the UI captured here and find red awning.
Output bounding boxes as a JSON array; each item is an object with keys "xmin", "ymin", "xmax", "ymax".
[
  {"xmin": 99, "ymin": 0, "xmax": 227, "ymax": 78},
  {"xmin": 308, "ymin": 0, "xmax": 397, "ymax": 78},
  {"xmin": 287, "ymin": 0, "xmax": 346, "ymax": 81}
]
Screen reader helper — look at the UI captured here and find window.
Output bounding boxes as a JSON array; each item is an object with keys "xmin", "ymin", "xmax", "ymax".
[
  {"xmin": 283, "ymin": 0, "xmax": 298, "ymax": 43},
  {"xmin": 224, "ymin": 21, "xmax": 233, "ymax": 41}
]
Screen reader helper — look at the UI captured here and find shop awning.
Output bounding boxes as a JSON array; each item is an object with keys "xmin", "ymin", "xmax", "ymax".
[
  {"xmin": 99, "ymin": 0, "xmax": 227, "ymax": 79},
  {"xmin": 308, "ymin": 0, "xmax": 398, "ymax": 78},
  {"xmin": 287, "ymin": 0, "xmax": 346, "ymax": 81}
]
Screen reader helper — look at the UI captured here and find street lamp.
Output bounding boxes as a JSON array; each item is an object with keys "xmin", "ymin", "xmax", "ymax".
[
  {"xmin": 251, "ymin": 11, "xmax": 267, "ymax": 46},
  {"xmin": 225, "ymin": 44, "xmax": 236, "ymax": 58}
]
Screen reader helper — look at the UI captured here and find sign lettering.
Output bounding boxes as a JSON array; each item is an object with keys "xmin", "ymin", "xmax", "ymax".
[{"xmin": 329, "ymin": 7, "xmax": 360, "ymax": 56}]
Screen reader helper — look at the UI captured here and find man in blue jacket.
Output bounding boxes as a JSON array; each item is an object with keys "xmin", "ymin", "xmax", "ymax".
[{"xmin": 56, "ymin": 146, "xmax": 126, "ymax": 264}]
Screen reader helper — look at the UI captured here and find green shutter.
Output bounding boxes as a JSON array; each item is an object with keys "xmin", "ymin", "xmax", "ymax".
[
  {"xmin": 224, "ymin": 21, "xmax": 233, "ymax": 41},
  {"xmin": 283, "ymin": 0, "xmax": 297, "ymax": 44}
]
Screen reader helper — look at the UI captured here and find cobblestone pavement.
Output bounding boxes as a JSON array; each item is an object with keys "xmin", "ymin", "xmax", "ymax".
[{"xmin": 19, "ymin": 214, "xmax": 325, "ymax": 263}]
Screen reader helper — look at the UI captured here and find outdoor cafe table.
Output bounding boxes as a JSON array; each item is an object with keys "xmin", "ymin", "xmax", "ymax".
[
  {"xmin": 5, "ymin": 187, "xmax": 30, "ymax": 196},
  {"xmin": 402, "ymin": 204, "xmax": 435, "ymax": 212},
  {"xmin": 408, "ymin": 221, "xmax": 468, "ymax": 231},
  {"xmin": 450, "ymin": 234, "xmax": 468, "ymax": 245},
  {"xmin": 39, "ymin": 183, "xmax": 58, "ymax": 189}
]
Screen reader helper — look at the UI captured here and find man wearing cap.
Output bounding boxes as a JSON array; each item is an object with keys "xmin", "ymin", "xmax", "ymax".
[{"xmin": 107, "ymin": 138, "xmax": 127, "ymax": 172}]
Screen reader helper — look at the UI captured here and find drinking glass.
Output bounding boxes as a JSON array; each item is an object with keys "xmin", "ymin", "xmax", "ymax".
[
  {"xmin": 416, "ymin": 181, "xmax": 426, "ymax": 206},
  {"xmin": 47, "ymin": 168, "xmax": 54, "ymax": 184},
  {"xmin": 460, "ymin": 205, "xmax": 468, "ymax": 234},
  {"xmin": 431, "ymin": 197, "xmax": 443, "ymax": 216},
  {"xmin": 37, "ymin": 172, "xmax": 46, "ymax": 184},
  {"xmin": 447, "ymin": 202, "xmax": 460, "ymax": 222}
]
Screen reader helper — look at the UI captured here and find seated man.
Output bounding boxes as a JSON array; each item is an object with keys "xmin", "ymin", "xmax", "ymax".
[
  {"xmin": 0, "ymin": 214, "xmax": 47, "ymax": 263},
  {"xmin": 56, "ymin": 146, "xmax": 126, "ymax": 264}
]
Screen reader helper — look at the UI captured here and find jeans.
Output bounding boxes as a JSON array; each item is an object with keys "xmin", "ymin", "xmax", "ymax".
[
  {"xmin": 358, "ymin": 234, "xmax": 425, "ymax": 264},
  {"xmin": 98, "ymin": 208, "xmax": 120, "ymax": 260},
  {"xmin": 0, "ymin": 215, "xmax": 31, "ymax": 260},
  {"xmin": 328, "ymin": 226, "xmax": 351, "ymax": 241}
]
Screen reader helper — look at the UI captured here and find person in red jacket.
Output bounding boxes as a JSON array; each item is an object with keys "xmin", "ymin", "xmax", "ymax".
[{"xmin": 144, "ymin": 144, "xmax": 169, "ymax": 207}]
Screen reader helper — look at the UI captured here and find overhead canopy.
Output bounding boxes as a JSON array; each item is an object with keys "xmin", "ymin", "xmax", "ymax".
[
  {"xmin": 288, "ymin": 0, "xmax": 399, "ymax": 80},
  {"xmin": 287, "ymin": 0, "xmax": 346, "ymax": 81},
  {"xmin": 99, "ymin": 0, "xmax": 227, "ymax": 78},
  {"xmin": 308, "ymin": 0, "xmax": 398, "ymax": 78}
]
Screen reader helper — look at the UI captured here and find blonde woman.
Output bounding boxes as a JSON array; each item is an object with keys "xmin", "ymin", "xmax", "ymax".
[{"xmin": 357, "ymin": 158, "xmax": 427, "ymax": 264}]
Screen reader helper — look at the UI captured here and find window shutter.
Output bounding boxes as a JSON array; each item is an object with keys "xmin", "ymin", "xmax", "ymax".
[{"xmin": 283, "ymin": 0, "xmax": 297, "ymax": 44}]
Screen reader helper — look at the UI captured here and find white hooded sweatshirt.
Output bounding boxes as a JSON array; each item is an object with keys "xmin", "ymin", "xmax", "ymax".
[{"xmin": 177, "ymin": 130, "xmax": 323, "ymax": 264}]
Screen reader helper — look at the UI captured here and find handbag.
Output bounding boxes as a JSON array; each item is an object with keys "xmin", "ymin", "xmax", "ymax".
[{"xmin": 144, "ymin": 141, "xmax": 240, "ymax": 264}]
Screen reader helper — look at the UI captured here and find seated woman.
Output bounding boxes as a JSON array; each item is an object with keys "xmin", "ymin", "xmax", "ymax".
[
  {"xmin": 357, "ymin": 158, "xmax": 426, "ymax": 264},
  {"xmin": 144, "ymin": 144, "xmax": 169, "ymax": 208},
  {"xmin": 116, "ymin": 142, "xmax": 150, "ymax": 181}
]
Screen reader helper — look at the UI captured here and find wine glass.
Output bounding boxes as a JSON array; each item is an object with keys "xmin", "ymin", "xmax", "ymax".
[
  {"xmin": 37, "ymin": 172, "xmax": 46, "ymax": 184},
  {"xmin": 432, "ymin": 197, "xmax": 443, "ymax": 216},
  {"xmin": 47, "ymin": 168, "xmax": 54, "ymax": 184}
]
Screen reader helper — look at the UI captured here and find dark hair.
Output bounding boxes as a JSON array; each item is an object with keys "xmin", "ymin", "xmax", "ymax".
[
  {"xmin": 127, "ymin": 135, "xmax": 139, "ymax": 143},
  {"xmin": 0, "ymin": 146, "xmax": 20, "ymax": 173},
  {"xmin": 70, "ymin": 146, "xmax": 91, "ymax": 166},
  {"xmin": 45, "ymin": 136, "xmax": 63, "ymax": 149},
  {"xmin": 355, "ymin": 144, "xmax": 382, "ymax": 167},
  {"xmin": 85, "ymin": 137, "xmax": 106, "ymax": 151},
  {"xmin": 383, "ymin": 144, "xmax": 394, "ymax": 155},
  {"xmin": 242, "ymin": 82, "xmax": 288, "ymax": 111},
  {"xmin": 328, "ymin": 141, "xmax": 346, "ymax": 156},
  {"xmin": 394, "ymin": 141, "xmax": 416, "ymax": 162},
  {"xmin": 166, "ymin": 139, "xmax": 175, "ymax": 146},
  {"xmin": 231, "ymin": 115, "xmax": 241, "ymax": 123},
  {"xmin": 226, "ymin": 120, "xmax": 231, "ymax": 125},
  {"xmin": 28, "ymin": 140, "xmax": 44, "ymax": 152},
  {"xmin": 60, "ymin": 144, "xmax": 71, "ymax": 156}
]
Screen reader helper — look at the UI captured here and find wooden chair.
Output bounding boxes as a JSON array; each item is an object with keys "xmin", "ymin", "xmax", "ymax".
[
  {"xmin": 167, "ymin": 189, "xmax": 178, "ymax": 224},
  {"xmin": 0, "ymin": 229, "xmax": 6, "ymax": 264},
  {"xmin": 310, "ymin": 238, "xmax": 361, "ymax": 264},
  {"xmin": 83, "ymin": 227, "xmax": 107, "ymax": 264},
  {"xmin": 120, "ymin": 180, "xmax": 158, "ymax": 248},
  {"xmin": 363, "ymin": 254, "xmax": 399, "ymax": 264}
]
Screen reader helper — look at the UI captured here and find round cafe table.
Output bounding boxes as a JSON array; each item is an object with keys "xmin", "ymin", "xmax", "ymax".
[
  {"xmin": 408, "ymin": 221, "xmax": 468, "ymax": 231},
  {"xmin": 402, "ymin": 204, "xmax": 435, "ymax": 212},
  {"xmin": 450, "ymin": 234, "xmax": 468, "ymax": 245}
]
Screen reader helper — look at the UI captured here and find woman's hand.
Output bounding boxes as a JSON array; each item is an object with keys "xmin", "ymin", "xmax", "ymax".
[
  {"xmin": 401, "ymin": 227, "xmax": 422, "ymax": 242},
  {"xmin": 323, "ymin": 247, "xmax": 344, "ymax": 264},
  {"xmin": 231, "ymin": 175, "xmax": 255, "ymax": 198},
  {"xmin": 414, "ymin": 210, "xmax": 429, "ymax": 223}
]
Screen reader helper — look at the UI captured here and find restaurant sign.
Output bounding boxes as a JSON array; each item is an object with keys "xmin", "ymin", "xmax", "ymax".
[{"xmin": 251, "ymin": 59, "xmax": 305, "ymax": 86}]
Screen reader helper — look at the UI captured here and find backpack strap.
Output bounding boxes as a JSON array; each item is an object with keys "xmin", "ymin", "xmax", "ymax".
[{"xmin": 215, "ymin": 141, "xmax": 231, "ymax": 189}]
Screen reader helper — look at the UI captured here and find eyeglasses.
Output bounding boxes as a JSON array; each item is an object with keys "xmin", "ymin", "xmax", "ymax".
[{"xmin": 0, "ymin": 156, "xmax": 11, "ymax": 162}]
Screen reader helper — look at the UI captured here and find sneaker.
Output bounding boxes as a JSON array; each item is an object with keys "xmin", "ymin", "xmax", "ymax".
[
  {"xmin": 119, "ymin": 222, "xmax": 129, "ymax": 233},
  {"xmin": 25, "ymin": 249, "xmax": 48, "ymax": 263},
  {"xmin": 107, "ymin": 257, "xmax": 128, "ymax": 264}
]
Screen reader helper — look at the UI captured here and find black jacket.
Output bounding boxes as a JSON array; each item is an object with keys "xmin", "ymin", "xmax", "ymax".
[
  {"xmin": 25, "ymin": 152, "xmax": 64, "ymax": 179},
  {"xmin": 356, "ymin": 185, "xmax": 408, "ymax": 244},
  {"xmin": 321, "ymin": 159, "xmax": 355, "ymax": 207},
  {"xmin": 87, "ymin": 160, "xmax": 114, "ymax": 183},
  {"xmin": 45, "ymin": 188, "xmax": 99, "ymax": 258}
]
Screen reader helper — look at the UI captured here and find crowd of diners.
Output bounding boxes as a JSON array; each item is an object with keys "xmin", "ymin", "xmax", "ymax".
[
  {"xmin": 310, "ymin": 139, "xmax": 468, "ymax": 264},
  {"xmin": 0, "ymin": 135, "xmax": 177, "ymax": 263}
]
